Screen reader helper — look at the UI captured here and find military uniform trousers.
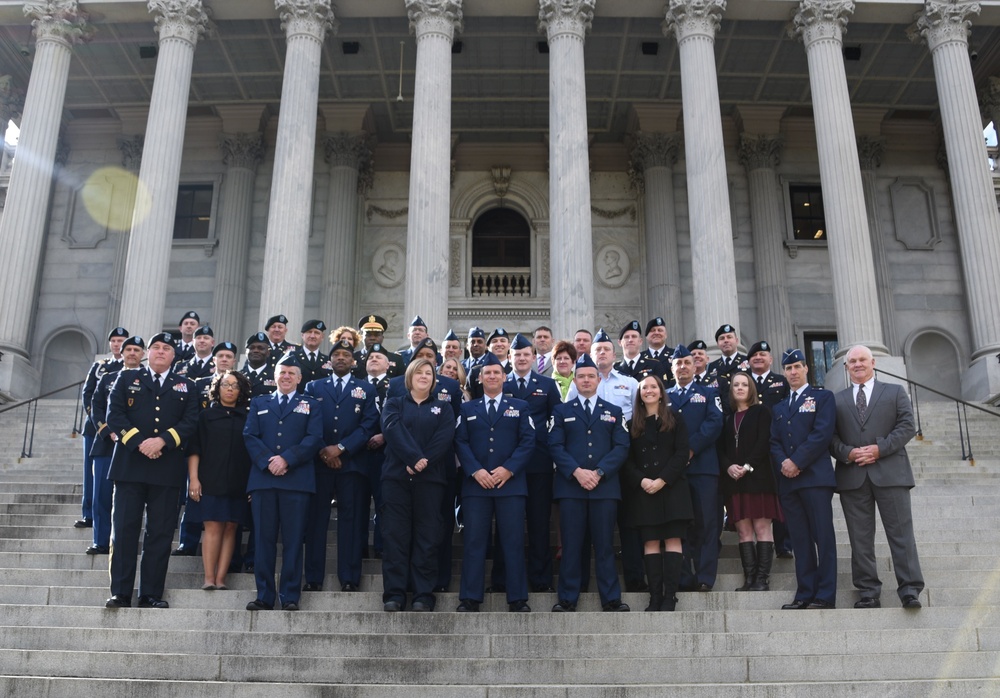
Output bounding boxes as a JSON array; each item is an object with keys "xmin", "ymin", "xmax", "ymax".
[
  {"xmin": 81, "ymin": 435, "xmax": 95, "ymax": 521},
  {"xmin": 461, "ymin": 494, "xmax": 528, "ymax": 604},
  {"xmin": 109, "ymin": 481, "xmax": 180, "ymax": 599},
  {"xmin": 91, "ymin": 456, "xmax": 114, "ymax": 548},
  {"xmin": 305, "ymin": 466, "xmax": 370, "ymax": 587},
  {"xmin": 251, "ymin": 489, "xmax": 310, "ymax": 607},
  {"xmin": 435, "ymin": 464, "xmax": 460, "ymax": 590},
  {"xmin": 781, "ymin": 485, "xmax": 838, "ymax": 605},
  {"xmin": 380, "ymin": 478, "xmax": 445, "ymax": 608},
  {"xmin": 682, "ymin": 475, "xmax": 722, "ymax": 589},
  {"xmin": 491, "ymin": 471, "xmax": 555, "ymax": 590},
  {"xmin": 557, "ymin": 498, "xmax": 621, "ymax": 605}
]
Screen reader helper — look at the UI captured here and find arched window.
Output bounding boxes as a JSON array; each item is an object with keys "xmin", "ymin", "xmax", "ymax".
[{"xmin": 471, "ymin": 208, "xmax": 531, "ymax": 297}]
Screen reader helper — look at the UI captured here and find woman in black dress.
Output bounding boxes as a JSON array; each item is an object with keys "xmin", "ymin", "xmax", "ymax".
[
  {"xmin": 186, "ymin": 370, "xmax": 252, "ymax": 590},
  {"xmin": 622, "ymin": 373, "xmax": 691, "ymax": 611},
  {"xmin": 379, "ymin": 358, "xmax": 457, "ymax": 612},
  {"xmin": 721, "ymin": 371, "xmax": 782, "ymax": 591}
]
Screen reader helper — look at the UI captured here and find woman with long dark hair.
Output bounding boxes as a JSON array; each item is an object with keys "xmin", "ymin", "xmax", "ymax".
[{"xmin": 622, "ymin": 373, "xmax": 692, "ymax": 611}]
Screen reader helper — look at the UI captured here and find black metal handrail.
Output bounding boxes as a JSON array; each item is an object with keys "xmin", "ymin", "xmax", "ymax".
[
  {"xmin": 875, "ymin": 368, "xmax": 1000, "ymax": 464},
  {"xmin": 0, "ymin": 380, "xmax": 85, "ymax": 460}
]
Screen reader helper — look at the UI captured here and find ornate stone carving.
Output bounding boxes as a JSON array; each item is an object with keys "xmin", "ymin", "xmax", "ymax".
[
  {"xmin": 789, "ymin": 0, "xmax": 854, "ymax": 47},
  {"xmin": 148, "ymin": 0, "xmax": 210, "ymax": 45},
  {"xmin": 909, "ymin": 0, "xmax": 979, "ymax": 51},
  {"xmin": 324, "ymin": 133, "xmax": 370, "ymax": 169},
  {"xmin": 538, "ymin": 0, "xmax": 595, "ymax": 40},
  {"xmin": 628, "ymin": 132, "xmax": 681, "ymax": 194},
  {"xmin": 277, "ymin": 0, "xmax": 337, "ymax": 41},
  {"xmin": 221, "ymin": 132, "xmax": 264, "ymax": 171},
  {"xmin": 117, "ymin": 135, "xmax": 145, "ymax": 171},
  {"xmin": 595, "ymin": 244, "xmax": 631, "ymax": 289},
  {"xmin": 591, "ymin": 204, "xmax": 636, "ymax": 222},
  {"xmin": 979, "ymin": 76, "xmax": 1000, "ymax": 123},
  {"xmin": 24, "ymin": 0, "xmax": 91, "ymax": 45},
  {"xmin": 856, "ymin": 136, "xmax": 886, "ymax": 171},
  {"xmin": 490, "ymin": 165, "xmax": 511, "ymax": 199},
  {"xmin": 406, "ymin": 0, "xmax": 463, "ymax": 38},
  {"xmin": 0, "ymin": 76, "xmax": 24, "ymax": 125},
  {"xmin": 372, "ymin": 243, "xmax": 404, "ymax": 288},
  {"xmin": 738, "ymin": 134, "xmax": 783, "ymax": 171},
  {"xmin": 663, "ymin": 0, "xmax": 726, "ymax": 42},
  {"xmin": 449, "ymin": 238, "xmax": 461, "ymax": 287},
  {"xmin": 367, "ymin": 204, "xmax": 409, "ymax": 222}
]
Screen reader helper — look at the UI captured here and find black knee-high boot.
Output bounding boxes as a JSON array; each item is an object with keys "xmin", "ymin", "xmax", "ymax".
[
  {"xmin": 749, "ymin": 541, "xmax": 773, "ymax": 591},
  {"xmin": 661, "ymin": 552, "xmax": 683, "ymax": 611},
  {"xmin": 643, "ymin": 553, "xmax": 663, "ymax": 612},
  {"xmin": 736, "ymin": 541, "xmax": 757, "ymax": 591}
]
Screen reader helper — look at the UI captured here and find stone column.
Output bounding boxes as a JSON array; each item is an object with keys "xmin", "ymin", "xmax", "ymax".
[
  {"xmin": 738, "ymin": 133, "xmax": 794, "ymax": 354},
  {"xmin": 211, "ymin": 132, "xmax": 264, "ymax": 345},
  {"xmin": 915, "ymin": 2, "xmax": 1000, "ymax": 400},
  {"xmin": 664, "ymin": 0, "xmax": 740, "ymax": 342},
  {"xmin": 117, "ymin": 0, "xmax": 208, "ymax": 340},
  {"xmin": 104, "ymin": 134, "xmax": 143, "ymax": 336},
  {"xmin": 257, "ymin": 0, "xmax": 335, "ymax": 330},
  {"xmin": 320, "ymin": 133, "xmax": 372, "ymax": 328},
  {"xmin": 856, "ymin": 134, "xmax": 900, "ymax": 354},
  {"xmin": 630, "ymin": 131, "xmax": 683, "ymax": 341},
  {"xmin": 539, "ymin": 0, "xmax": 595, "ymax": 341},
  {"xmin": 402, "ymin": 0, "xmax": 462, "ymax": 340},
  {"xmin": 791, "ymin": 0, "xmax": 887, "ymax": 359},
  {"xmin": 980, "ymin": 76, "xmax": 1000, "ymax": 131},
  {"xmin": 0, "ymin": 1, "xmax": 87, "ymax": 379}
]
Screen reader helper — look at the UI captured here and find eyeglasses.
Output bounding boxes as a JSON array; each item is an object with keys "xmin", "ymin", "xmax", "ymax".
[{"xmin": 219, "ymin": 382, "xmax": 240, "ymax": 389}]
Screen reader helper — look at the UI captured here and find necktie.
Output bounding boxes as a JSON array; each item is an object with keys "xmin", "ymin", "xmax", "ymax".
[
  {"xmin": 280, "ymin": 394, "xmax": 289, "ymax": 409},
  {"xmin": 789, "ymin": 390, "xmax": 797, "ymax": 407},
  {"xmin": 370, "ymin": 376, "xmax": 378, "ymax": 385},
  {"xmin": 335, "ymin": 377, "xmax": 343, "ymax": 397},
  {"xmin": 856, "ymin": 386, "xmax": 867, "ymax": 420},
  {"xmin": 537, "ymin": 356, "xmax": 544, "ymax": 372},
  {"xmin": 678, "ymin": 386, "xmax": 686, "ymax": 398},
  {"xmin": 309, "ymin": 352, "xmax": 316, "ymax": 363},
  {"xmin": 488, "ymin": 398, "xmax": 497, "ymax": 419},
  {"xmin": 757, "ymin": 376, "xmax": 764, "ymax": 391},
  {"xmin": 628, "ymin": 360, "xmax": 635, "ymax": 372},
  {"xmin": 518, "ymin": 377, "xmax": 526, "ymax": 391},
  {"xmin": 584, "ymin": 398, "xmax": 592, "ymax": 417},
  {"xmin": 152, "ymin": 373, "xmax": 161, "ymax": 388}
]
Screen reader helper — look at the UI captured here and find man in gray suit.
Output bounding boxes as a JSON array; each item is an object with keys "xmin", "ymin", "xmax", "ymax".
[{"xmin": 830, "ymin": 345, "xmax": 924, "ymax": 609}]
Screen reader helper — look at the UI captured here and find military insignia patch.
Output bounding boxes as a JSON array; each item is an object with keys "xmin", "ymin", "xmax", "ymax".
[
  {"xmin": 503, "ymin": 408, "xmax": 520, "ymax": 418},
  {"xmin": 600, "ymin": 412, "xmax": 616, "ymax": 423},
  {"xmin": 431, "ymin": 406, "xmax": 442, "ymax": 415},
  {"xmin": 351, "ymin": 387, "xmax": 366, "ymax": 399},
  {"xmin": 172, "ymin": 383, "xmax": 188, "ymax": 393},
  {"xmin": 690, "ymin": 393, "xmax": 706, "ymax": 403},
  {"xmin": 128, "ymin": 398, "xmax": 134, "ymax": 407},
  {"xmin": 293, "ymin": 401, "xmax": 310, "ymax": 414}
]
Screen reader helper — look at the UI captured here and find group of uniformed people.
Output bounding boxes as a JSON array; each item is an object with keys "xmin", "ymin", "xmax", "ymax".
[{"xmin": 78, "ymin": 308, "xmax": 923, "ymax": 614}]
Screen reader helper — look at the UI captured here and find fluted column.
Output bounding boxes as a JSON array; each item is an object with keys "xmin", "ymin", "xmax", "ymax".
[
  {"xmin": 539, "ymin": 0, "xmax": 595, "ymax": 340},
  {"xmin": 915, "ymin": 2, "xmax": 1000, "ymax": 363},
  {"xmin": 403, "ymin": 0, "xmax": 462, "ymax": 340},
  {"xmin": 857, "ymin": 135, "xmax": 900, "ymax": 354},
  {"xmin": 630, "ymin": 132, "xmax": 683, "ymax": 341},
  {"xmin": 791, "ymin": 0, "xmax": 886, "ymax": 355},
  {"xmin": 257, "ymin": 0, "xmax": 336, "ymax": 330},
  {"xmin": 320, "ymin": 133, "xmax": 372, "ymax": 328},
  {"xmin": 118, "ymin": 0, "xmax": 208, "ymax": 340},
  {"xmin": 104, "ymin": 134, "xmax": 143, "ymax": 337},
  {"xmin": 739, "ymin": 134, "xmax": 794, "ymax": 354},
  {"xmin": 664, "ymin": 0, "xmax": 740, "ymax": 342},
  {"xmin": 211, "ymin": 132, "xmax": 264, "ymax": 344},
  {"xmin": 0, "ymin": 1, "xmax": 87, "ymax": 362}
]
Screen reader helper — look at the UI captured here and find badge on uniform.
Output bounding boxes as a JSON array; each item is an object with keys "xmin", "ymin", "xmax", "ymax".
[
  {"xmin": 128, "ymin": 398, "xmax": 134, "ymax": 407},
  {"xmin": 437, "ymin": 392, "xmax": 449, "ymax": 401},
  {"xmin": 564, "ymin": 417, "xmax": 576, "ymax": 423},
  {"xmin": 503, "ymin": 408, "xmax": 520, "ymax": 418},
  {"xmin": 431, "ymin": 406, "xmax": 441, "ymax": 415},
  {"xmin": 354, "ymin": 404, "xmax": 361, "ymax": 414},
  {"xmin": 690, "ymin": 393, "xmax": 706, "ymax": 403},
  {"xmin": 600, "ymin": 412, "xmax": 616, "ymax": 423},
  {"xmin": 351, "ymin": 387, "xmax": 365, "ymax": 399},
  {"xmin": 799, "ymin": 397, "xmax": 816, "ymax": 413},
  {"xmin": 467, "ymin": 415, "xmax": 477, "ymax": 421},
  {"xmin": 293, "ymin": 401, "xmax": 310, "ymax": 414},
  {"xmin": 173, "ymin": 382, "xmax": 188, "ymax": 393},
  {"xmin": 322, "ymin": 361, "xmax": 332, "ymax": 370}
]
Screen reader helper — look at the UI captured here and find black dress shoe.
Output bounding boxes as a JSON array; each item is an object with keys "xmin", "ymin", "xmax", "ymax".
[
  {"xmin": 696, "ymin": 583, "xmax": 713, "ymax": 592},
  {"xmin": 806, "ymin": 600, "xmax": 835, "ymax": 609},
  {"xmin": 137, "ymin": 596, "xmax": 169, "ymax": 609},
  {"xmin": 551, "ymin": 600, "xmax": 576, "ymax": 612},
  {"xmin": 432, "ymin": 585, "xmax": 449, "ymax": 593},
  {"xmin": 86, "ymin": 545, "xmax": 109, "ymax": 555},
  {"xmin": 902, "ymin": 595, "xmax": 922, "ymax": 609},
  {"xmin": 302, "ymin": 583, "xmax": 322, "ymax": 592},
  {"xmin": 243, "ymin": 563, "xmax": 255, "ymax": 573},
  {"xmin": 781, "ymin": 599, "xmax": 810, "ymax": 610},
  {"xmin": 410, "ymin": 600, "xmax": 432, "ymax": 612},
  {"xmin": 282, "ymin": 602, "xmax": 299, "ymax": 611},
  {"xmin": 532, "ymin": 584, "xmax": 555, "ymax": 593},
  {"xmin": 105, "ymin": 595, "xmax": 130, "ymax": 608},
  {"xmin": 383, "ymin": 600, "xmax": 402, "ymax": 612},
  {"xmin": 602, "ymin": 600, "xmax": 630, "ymax": 612},
  {"xmin": 776, "ymin": 549, "xmax": 794, "ymax": 559},
  {"xmin": 456, "ymin": 600, "xmax": 480, "ymax": 612},
  {"xmin": 246, "ymin": 599, "xmax": 273, "ymax": 611},
  {"xmin": 171, "ymin": 546, "xmax": 196, "ymax": 557},
  {"xmin": 854, "ymin": 597, "xmax": 881, "ymax": 609},
  {"xmin": 508, "ymin": 600, "xmax": 531, "ymax": 613},
  {"xmin": 74, "ymin": 519, "xmax": 93, "ymax": 529},
  {"xmin": 341, "ymin": 583, "xmax": 359, "ymax": 592}
]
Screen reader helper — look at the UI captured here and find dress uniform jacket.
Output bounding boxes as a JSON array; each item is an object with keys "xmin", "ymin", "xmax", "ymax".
[
  {"xmin": 172, "ymin": 340, "xmax": 196, "ymax": 365},
  {"xmin": 752, "ymin": 372, "xmax": 790, "ymax": 410},
  {"xmin": 107, "ymin": 369, "xmax": 199, "ymax": 488},
  {"xmin": 668, "ymin": 383, "xmax": 723, "ymax": 477},
  {"xmin": 467, "ymin": 360, "xmax": 513, "ymax": 399},
  {"xmin": 381, "ymin": 394, "xmax": 457, "ymax": 485},
  {"xmin": 194, "ymin": 374, "xmax": 214, "ymax": 410},
  {"xmin": 708, "ymin": 354, "xmax": 748, "ymax": 400},
  {"xmin": 462, "ymin": 354, "xmax": 486, "ymax": 374},
  {"xmin": 455, "ymin": 395, "xmax": 535, "ymax": 498},
  {"xmin": 614, "ymin": 355, "xmax": 660, "ymax": 382},
  {"xmin": 503, "ymin": 371, "xmax": 560, "ymax": 474},
  {"xmin": 353, "ymin": 348, "xmax": 405, "ymax": 379},
  {"xmin": 175, "ymin": 355, "xmax": 214, "ymax": 381},
  {"xmin": 548, "ymin": 398, "xmax": 629, "ymax": 501},
  {"xmin": 305, "ymin": 374, "xmax": 380, "ymax": 475},
  {"xmin": 638, "ymin": 348, "xmax": 674, "ymax": 386},
  {"xmin": 88, "ymin": 368, "xmax": 121, "ymax": 548},
  {"xmin": 243, "ymin": 364, "xmax": 277, "ymax": 399},
  {"xmin": 83, "ymin": 357, "xmax": 123, "ymax": 438},
  {"xmin": 769, "ymin": 386, "xmax": 837, "ymax": 493},
  {"xmin": 621, "ymin": 416, "xmax": 692, "ymax": 529},
  {"xmin": 293, "ymin": 346, "xmax": 332, "ymax": 388},
  {"xmin": 243, "ymin": 392, "xmax": 323, "ymax": 494}
]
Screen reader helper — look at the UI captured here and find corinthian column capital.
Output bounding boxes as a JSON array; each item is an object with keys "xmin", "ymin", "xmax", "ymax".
[
  {"xmin": 324, "ymin": 132, "xmax": 373, "ymax": 168},
  {"xmin": 663, "ymin": 0, "xmax": 726, "ymax": 43},
  {"xmin": 538, "ymin": 0, "xmax": 594, "ymax": 41},
  {"xmin": 148, "ymin": 0, "xmax": 210, "ymax": 45},
  {"xmin": 980, "ymin": 76, "xmax": 1000, "ymax": 122},
  {"xmin": 909, "ymin": 0, "xmax": 980, "ymax": 52},
  {"xmin": 221, "ymin": 132, "xmax": 265, "ymax": 171},
  {"xmin": 117, "ymin": 135, "xmax": 145, "ymax": 171},
  {"xmin": 0, "ymin": 76, "xmax": 24, "ymax": 125},
  {"xmin": 856, "ymin": 135, "xmax": 885, "ymax": 171},
  {"xmin": 790, "ymin": 0, "xmax": 854, "ymax": 48},
  {"xmin": 277, "ymin": 0, "xmax": 337, "ymax": 42},
  {"xmin": 738, "ymin": 134, "xmax": 784, "ymax": 171},
  {"xmin": 407, "ymin": 0, "xmax": 463, "ymax": 39},
  {"xmin": 24, "ymin": 0, "xmax": 91, "ymax": 46},
  {"xmin": 629, "ymin": 132, "xmax": 681, "ymax": 171}
]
